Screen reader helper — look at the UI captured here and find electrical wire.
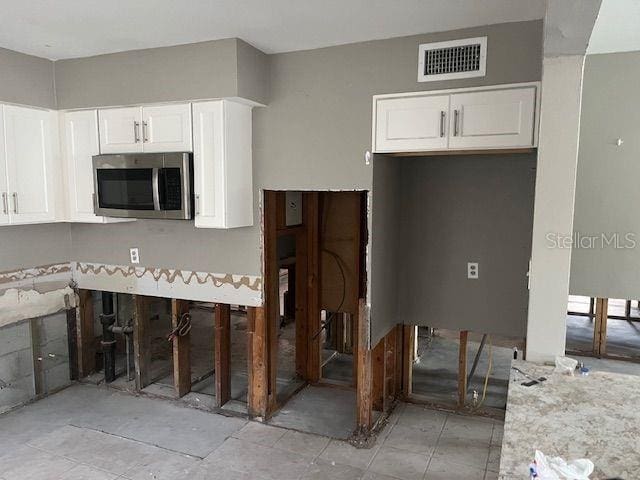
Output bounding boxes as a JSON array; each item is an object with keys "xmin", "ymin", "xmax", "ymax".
[
  {"xmin": 471, "ymin": 335, "xmax": 493, "ymax": 411},
  {"xmin": 312, "ymin": 248, "xmax": 347, "ymax": 340}
]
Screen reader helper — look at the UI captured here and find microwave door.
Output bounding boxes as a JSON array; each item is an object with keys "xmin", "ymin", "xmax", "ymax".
[{"xmin": 95, "ymin": 167, "xmax": 161, "ymax": 218}]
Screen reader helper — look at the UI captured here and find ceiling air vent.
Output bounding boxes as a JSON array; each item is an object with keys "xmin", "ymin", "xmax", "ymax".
[{"xmin": 418, "ymin": 37, "xmax": 487, "ymax": 82}]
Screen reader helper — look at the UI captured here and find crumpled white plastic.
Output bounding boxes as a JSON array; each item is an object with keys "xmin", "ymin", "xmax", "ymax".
[
  {"xmin": 554, "ymin": 356, "xmax": 578, "ymax": 375},
  {"xmin": 533, "ymin": 450, "xmax": 594, "ymax": 479}
]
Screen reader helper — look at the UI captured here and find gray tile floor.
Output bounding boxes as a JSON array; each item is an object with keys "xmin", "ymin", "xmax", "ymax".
[{"xmin": 0, "ymin": 384, "xmax": 502, "ymax": 480}]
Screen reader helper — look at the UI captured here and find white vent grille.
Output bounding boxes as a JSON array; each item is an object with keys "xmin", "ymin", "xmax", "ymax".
[{"xmin": 418, "ymin": 37, "xmax": 487, "ymax": 82}]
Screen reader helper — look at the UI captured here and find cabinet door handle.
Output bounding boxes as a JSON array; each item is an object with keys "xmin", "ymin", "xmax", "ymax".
[
  {"xmin": 134, "ymin": 121, "xmax": 141, "ymax": 143},
  {"xmin": 142, "ymin": 121, "xmax": 149, "ymax": 143},
  {"xmin": 12, "ymin": 192, "xmax": 18, "ymax": 214},
  {"xmin": 453, "ymin": 109, "xmax": 459, "ymax": 137},
  {"xmin": 195, "ymin": 194, "xmax": 200, "ymax": 216},
  {"xmin": 440, "ymin": 111, "xmax": 446, "ymax": 138},
  {"xmin": 1, "ymin": 192, "xmax": 7, "ymax": 215}
]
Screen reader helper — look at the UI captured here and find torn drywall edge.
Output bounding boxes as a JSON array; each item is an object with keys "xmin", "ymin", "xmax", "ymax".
[
  {"xmin": 0, "ymin": 263, "xmax": 72, "ymax": 290},
  {"xmin": 0, "ymin": 286, "xmax": 75, "ymax": 328},
  {"xmin": 72, "ymin": 261, "xmax": 263, "ymax": 306}
]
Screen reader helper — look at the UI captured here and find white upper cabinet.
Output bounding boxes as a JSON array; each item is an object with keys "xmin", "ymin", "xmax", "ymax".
[
  {"xmin": 372, "ymin": 83, "xmax": 538, "ymax": 154},
  {"xmin": 3, "ymin": 105, "xmax": 57, "ymax": 224},
  {"xmin": 98, "ymin": 106, "xmax": 143, "ymax": 153},
  {"xmin": 98, "ymin": 104, "xmax": 192, "ymax": 154},
  {"xmin": 0, "ymin": 109, "xmax": 8, "ymax": 225},
  {"xmin": 141, "ymin": 104, "xmax": 192, "ymax": 152},
  {"xmin": 448, "ymin": 86, "xmax": 536, "ymax": 150},
  {"xmin": 192, "ymin": 100, "xmax": 253, "ymax": 229},
  {"xmin": 374, "ymin": 94, "xmax": 449, "ymax": 152}
]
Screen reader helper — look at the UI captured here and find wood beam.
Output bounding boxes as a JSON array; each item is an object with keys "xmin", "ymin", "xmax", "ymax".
[
  {"xmin": 247, "ymin": 306, "xmax": 268, "ymax": 418},
  {"xmin": 214, "ymin": 303, "xmax": 231, "ymax": 407},
  {"xmin": 371, "ymin": 335, "xmax": 385, "ymax": 412},
  {"xmin": 263, "ymin": 191, "xmax": 279, "ymax": 413},
  {"xmin": 77, "ymin": 289, "xmax": 96, "ymax": 377},
  {"xmin": 295, "ymin": 230, "xmax": 309, "ymax": 379},
  {"xmin": 401, "ymin": 324, "xmax": 414, "ymax": 398},
  {"xmin": 458, "ymin": 330, "xmax": 469, "ymax": 408},
  {"xmin": 171, "ymin": 298, "xmax": 191, "ymax": 398},
  {"xmin": 356, "ymin": 298, "xmax": 372, "ymax": 432},
  {"xmin": 305, "ymin": 192, "xmax": 321, "ymax": 383},
  {"xmin": 594, "ymin": 298, "xmax": 609, "ymax": 357},
  {"xmin": 133, "ymin": 295, "xmax": 151, "ymax": 390}
]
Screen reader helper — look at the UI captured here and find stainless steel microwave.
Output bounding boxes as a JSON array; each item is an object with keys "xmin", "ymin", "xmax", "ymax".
[{"xmin": 93, "ymin": 153, "xmax": 193, "ymax": 220}]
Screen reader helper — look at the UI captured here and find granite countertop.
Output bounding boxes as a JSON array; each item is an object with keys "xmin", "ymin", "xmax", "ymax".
[{"xmin": 499, "ymin": 359, "xmax": 640, "ymax": 479}]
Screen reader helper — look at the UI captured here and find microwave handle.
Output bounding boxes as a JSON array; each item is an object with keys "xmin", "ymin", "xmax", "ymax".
[{"xmin": 152, "ymin": 168, "xmax": 161, "ymax": 211}]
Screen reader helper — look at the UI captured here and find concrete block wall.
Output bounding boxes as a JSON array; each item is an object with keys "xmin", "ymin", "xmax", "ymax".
[{"xmin": 0, "ymin": 320, "xmax": 35, "ymax": 413}]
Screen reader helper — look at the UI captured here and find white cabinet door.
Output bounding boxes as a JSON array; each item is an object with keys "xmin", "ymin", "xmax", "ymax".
[
  {"xmin": 142, "ymin": 104, "xmax": 192, "ymax": 152},
  {"xmin": 0, "ymin": 108, "xmax": 9, "ymax": 225},
  {"xmin": 449, "ymin": 87, "xmax": 536, "ymax": 149},
  {"xmin": 192, "ymin": 100, "xmax": 253, "ymax": 229},
  {"xmin": 64, "ymin": 110, "xmax": 100, "ymax": 222},
  {"xmin": 98, "ymin": 107, "xmax": 143, "ymax": 153},
  {"xmin": 4, "ymin": 105, "xmax": 56, "ymax": 224},
  {"xmin": 374, "ymin": 94, "xmax": 450, "ymax": 152},
  {"xmin": 192, "ymin": 101, "xmax": 225, "ymax": 228}
]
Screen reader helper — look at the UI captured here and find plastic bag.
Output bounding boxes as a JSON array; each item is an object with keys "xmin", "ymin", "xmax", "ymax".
[
  {"xmin": 554, "ymin": 356, "xmax": 578, "ymax": 375},
  {"xmin": 532, "ymin": 450, "xmax": 594, "ymax": 479}
]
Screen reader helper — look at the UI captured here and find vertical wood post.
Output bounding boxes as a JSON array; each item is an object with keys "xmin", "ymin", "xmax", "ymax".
[
  {"xmin": 371, "ymin": 336, "xmax": 385, "ymax": 412},
  {"xmin": 594, "ymin": 298, "xmax": 608, "ymax": 357},
  {"xmin": 66, "ymin": 306, "xmax": 79, "ymax": 381},
  {"xmin": 458, "ymin": 330, "xmax": 469, "ymax": 408},
  {"xmin": 214, "ymin": 303, "xmax": 231, "ymax": 407},
  {"xmin": 247, "ymin": 306, "xmax": 268, "ymax": 418},
  {"xmin": 401, "ymin": 324, "xmax": 414, "ymax": 398},
  {"xmin": 78, "ymin": 289, "xmax": 96, "ymax": 377},
  {"xmin": 133, "ymin": 295, "xmax": 151, "ymax": 390},
  {"xmin": 384, "ymin": 325, "xmax": 399, "ymax": 411},
  {"xmin": 305, "ymin": 192, "xmax": 321, "ymax": 383},
  {"xmin": 263, "ymin": 191, "xmax": 280, "ymax": 412},
  {"xmin": 356, "ymin": 299, "xmax": 372, "ymax": 432},
  {"xmin": 295, "ymin": 230, "xmax": 309, "ymax": 379},
  {"xmin": 171, "ymin": 298, "xmax": 191, "ymax": 397}
]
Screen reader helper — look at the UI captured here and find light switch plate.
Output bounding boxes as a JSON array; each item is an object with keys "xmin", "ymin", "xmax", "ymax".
[
  {"xmin": 467, "ymin": 262, "xmax": 478, "ymax": 279},
  {"xmin": 130, "ymin": 247, "xmax": 140, "ymax": 264}
]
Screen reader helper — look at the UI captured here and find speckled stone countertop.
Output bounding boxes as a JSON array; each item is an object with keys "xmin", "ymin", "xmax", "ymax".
[{"xmin": 499, "ymin": 359, "xmax": 640, "ymax": 479}]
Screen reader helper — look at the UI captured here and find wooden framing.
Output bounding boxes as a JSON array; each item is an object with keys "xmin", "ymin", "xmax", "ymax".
[
  {"xmin": 594, "ymin": 298, "xmax": 609, "ymax": 357},
  {"xmin": 458, "ymin": 330, "xmax": 469, "ymax": 408},
  {"xmin": 401, "ymin": 324, "xmax": 415, "ymax": 398},
  {"xmin": 66, "ymin": 306, "xmax": 79, "ymax": 381},
  {"xmin": 263, "ymin": 191, "xmax": 280, "ymax": 412},
  {"xmin": 355, "ymin": 298, "xmax": 372, "ymax": 432},
  {"xmin": 133, "ymin": 295, "xmax": 152, "ymax": 390},
  {"xmin": 371, "ymin": 335, "xmax": 385, "ymax": 412},
  {"xmin": 214, "ymin": 303, "xmax": 231, "ymax": 407},
  {"xmin": 371, "ymin": 324, "xmax": 402, "ymax": 413},
  {"xmin": 247, "ymin": 306, "xmax": 268, "ymax": 418},
  {"xmin": 171, "ymin": 298, "xmax": 191, "ymax": 398},
  {"xmin": 305, "ymin": 192, "xmax": 321, "ymax": 383},
  {"xmin": 77, "ymin": 289, "xmax": 96, "ymax": 377}
]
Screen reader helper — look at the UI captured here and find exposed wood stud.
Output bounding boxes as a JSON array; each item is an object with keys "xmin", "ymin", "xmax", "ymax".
[
  {"xmin": 384, "ymin": 325, "xmax": 399, "ymax": 411},
  {"xmin": 401, "ymin": 324, "xmax": 415, "ymax": 398},
  {"xmin": 78, "ymin": 289, "xmax": 96, "ymax": 377},
  {"xmin": 133, "ymin": 295, "xmax": 151, "ymax": 391},
  {"xmin": 264, "ymin": 191, "xmax": 279, "ymax": 413},
  {"xmin": 66, "ymin": 307, "xmax": 79, "ymax": 381},
  {"xmin": 295, "ymin": 230, "xmax": 309, "ymax": 379},
  {"xmin": 356, "ymin": 298, "xmax": 372, "ymax": 432},
  {"xmin": 214, "ymin": 303, "xmax": 231, "ymax": 407},
  {"xmin": 171, "ymin": 298, "xmax": 191, "ymax": 398},
  {"xmin": 594, "ymin": 298, "xmax": 609, "ymax": 357},
  {"xmin": 371, "ymin": 335, "xmax": 385, "ymax": 412},
  {"xmin": 458, "ymin": 330, "xmax": 469, "ymax": 408},
  {"xmin": 305, "ymin": 192, "xmax": 321, "ymax": 383},
  {"xmin": 247, "ymin": 306, "xmax": 268, "ymax": 418}
]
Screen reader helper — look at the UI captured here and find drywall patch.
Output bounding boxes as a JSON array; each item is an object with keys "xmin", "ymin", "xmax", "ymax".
[
  {"xmin": 0, "ymin": 286, "xmax": 74, "ymax": 328},
  {"xmin": 73, "ymin": 262, "xmax": 263, "ymax": 306}
]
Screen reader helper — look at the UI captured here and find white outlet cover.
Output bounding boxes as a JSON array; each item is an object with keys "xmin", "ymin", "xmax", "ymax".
[
  {"xmin": 130, "ymin": 247, "xmax": 140, "ymax": 264},
  {"xmin": 467, "ymin": 262, "xmax": 479, "ymax": 279}
]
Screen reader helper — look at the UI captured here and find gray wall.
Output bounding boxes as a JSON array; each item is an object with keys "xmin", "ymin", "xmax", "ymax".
[
  {"xmin": 57, "ymin": 20, "xmax": 542, "ymax": 280},
  {"xmin": 571, "ymin": 51, "xmax": 640, "ymax": 299},
  {"xmin": 54, "ymin": 38, "xmax": 269, "ymax": 109},
  {"xmin": 371, "ymin": 154, "xmax": 537, "ymax": 343},
  {"xmin": 0, "ymin": 47, "xmax": 56, "ymax": 109},
  {"xmin": 0, "ymin": 49, "xmax": 71, "ymax": 273}
]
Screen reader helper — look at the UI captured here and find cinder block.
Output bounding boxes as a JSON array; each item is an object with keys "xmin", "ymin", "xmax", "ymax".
[{"xmin": 0, "ymin": 322, "xmax": 31, "ymax": 357}]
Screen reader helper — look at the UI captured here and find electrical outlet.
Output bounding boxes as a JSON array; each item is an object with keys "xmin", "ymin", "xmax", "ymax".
[
  {"xmin": 467, "ymin": 262, "xmax": 479, "ymax": 279},
  {"xmin": 129, "ymin": 247, "xmax": 140, "ymax": 264}
]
